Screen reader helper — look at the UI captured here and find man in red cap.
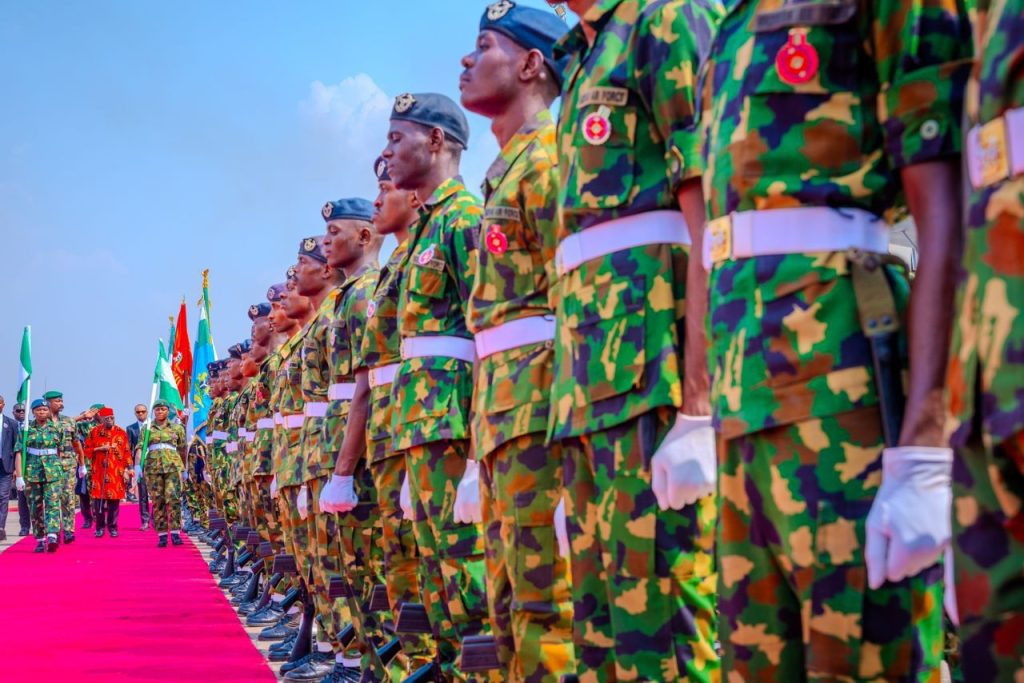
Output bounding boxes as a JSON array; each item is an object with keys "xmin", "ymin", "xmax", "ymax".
[{"xmin": 84, "ymin": 407, "xmax": 132, "ymax": 537}]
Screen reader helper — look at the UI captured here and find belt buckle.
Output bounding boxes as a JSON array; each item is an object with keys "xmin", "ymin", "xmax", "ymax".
[
  {"xmin": 978, "ymin": 117, "xmax": 1009, "ymax": 188},
  {"xmin": 708, "ymin": 216, "xmax": 732, "ymax": 264}
]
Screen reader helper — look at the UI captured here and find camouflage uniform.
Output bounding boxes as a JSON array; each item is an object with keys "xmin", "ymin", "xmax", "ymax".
[
  {"xmin": 184, "ymin": 438, "xmax": 211, "ymax": 527},
  {"xmin": 701, "ymin": 0, "xmax": 972, "ymax": 677},
  {"xmin": 363, "ymin": 240, "xmax": 435, "ymax": 674},
  {"xmin": 143, "ymin": 420, "xmax": 186, "ymax": 533},
  {"xmin": 468, "ymin": 109, "xmax": 574, "ymax": 682},
  {"xmin": 232, "ymin": 385, "xmax": 253, "ymax": 527},
  {"xmin": 222, "ymin": 390, "xmax": 242, "ymax": 524},
  {"xmin": 392, "ymin": 175, "xmax": 492, "ymax": 680},
  {"xmin": 946, "ymin": 0, "xmax": 1024, "ymax": 677},
  {"xmin": 321, "ymin": 261, "xmax": 387, "ymax": 670},
  {"xmin": 19, "ymin": 421, "xmax": 65, "ymax": 538},
  {"xmin": 53, "ymin": 414, "xmax": 80, "ymax": 535},
  {"xmin": 209, "ymin": 396, "xmax": 229, "ymax": 519},
  {"xmin": 550, "ymin": 3, "xmax": 720, "ymax": 680},
  {"xmin": 248, "ymin": 353, "xmax": 282, "ymax": 579}
]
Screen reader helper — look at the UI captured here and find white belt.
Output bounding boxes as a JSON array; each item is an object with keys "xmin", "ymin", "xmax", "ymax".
[
  {"xmin": 204, "ymin": 437, "xmax": 213, "ymax": 445},
  {"xmin": 304, "ymin": 402, "xmax": 328, "ymax": 418},
  {"xmin": 369, "ymin": 363, "xmax": 400, "ymax": 389},
  {"xmin": 273, "ymin": 412, "xmax": 283, "ymax": 426},
  {"xmin": 27, "ymin": 447, "xmax": 58, "ymax": 456},
  {"xmin": 212, "ymin": 430, "xmax": 228, "ymax": 441},
  {"xmin": 401, "ymin": 335, "xmax": 476, "ymax": 363},
  {"xmin": 238, "ymin": 428, "xmax": 249, "ymax": 439},
  {"xmin": 475, "ymin": 315, "xmax": 555, "ymax": 360},
  {"xmin": 556, "ymin": 210, "xmax": 690, "ymax": 277},
  {"xmin": 148, "ymin": 443, "xmax": 176, "ymax": 452},
  {"xmin": 282, "ymin": 414, "xmax": 304, "ymax": 429},
  {"xmin": 328, "ymin": 383, "xmax": 357, "ymax": 401},
  {"xmin": 967, "ymin": 107, "xmax": 1024, "ymax": 189},
  {"xmin": 245, "ymin": 432, "xmax": 256, "ymax": 443},
  {"xmin": 257, "ymin": 418, "xmax": 275, "ymax": 430},
  {"xmin": 225, "ymin": 442, "xmax": 239, "ymax": 453},
  {"xmin": 702, "ymin": 207, "xmax": 889, "ymax": 270}
]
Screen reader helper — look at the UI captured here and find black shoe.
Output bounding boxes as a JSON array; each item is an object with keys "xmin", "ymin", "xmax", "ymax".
[
  {"xmin": 280, "ymin": 651, "xmax": 320, "ymax": 675},
  {"xmin": 46, "ymin": 535, "xmax": 58, "ymax": 552},
  {"xmin": 170, "ymin": 533, "xmax": 183, "ymax": 546},
  {"xmin": 140, "ymin": 523, "xmax": 150, "ymax": 531},
  {"xmin": 237, "ymin": 600, "xmax": 260, "ymax": 615},
  {"xmin": 157, "ymin": 536, "xmax": 168, "ymax": 548},
  {"xmin": 19, "ymin": 529, "xmax": 30, "ymax": 537},
  {"xmin": 0, "ymin": 530, "xmax": 7, "ymax": 541},
  {"xmin": 269, "ymin": 634, "xmax": 298, "ymax": 653},
  {"xmin": 95, "ymin": 529, "xmax": 104, "ymax": 538},
  {"xmin": 110, "ymin": 529, "xmax": 119, "ymax": 538},
  {"xmin": 81, "ymin": 520, "xmax": 92, "ymax": 529},
  {"xmin": 248, "ymin": 605, "xmax": 284, "ymax": 627},
  {"xmin": 62, "ymin": 532, "xmax": 75, "ymax": 544},
  {"xmin": 34, "ymin": 540, "xmax": 45, "ymax": 553},
  {"xmin": 257, "ymin": 620, "xmax": 294, "ymax": 641},
  {"xmin": 283, "ymin": 652, "xmax": 335, "ymax": 680}
]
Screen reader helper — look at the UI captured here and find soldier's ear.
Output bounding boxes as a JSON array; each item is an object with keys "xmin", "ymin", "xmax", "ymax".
[
  {"xmin": 520, "ymin": 49, "xmax": 545, "ymax": 83},
  {"xmin": 427, "ymin": 126, "xmax": 446, "ymax": 153}
]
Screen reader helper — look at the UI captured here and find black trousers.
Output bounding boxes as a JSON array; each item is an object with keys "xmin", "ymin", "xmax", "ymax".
[
  {"xmin": 91, "ymin": 499, "xmax": 120, "ymax": 531},
  {"xmin": 138, "ymin": 477, "xmax": 151, "ymax": 525},
  {"xmin": 17, "ymin": 487, "xmax": 30, "ymax": 533},
  {"xmin": 79, "ymin": 492, "xmax": 92, "ymax": 522},
  {"xmin": 0, "ymin": 472, "xmax": 11, "ymax": 532}
]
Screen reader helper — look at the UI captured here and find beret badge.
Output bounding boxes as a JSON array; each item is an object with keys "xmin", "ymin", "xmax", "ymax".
[
  {"xmin": 394, "ymin": 93, "xmax": 416, "ymax": 114},
  {"xmin": 321, "ymin": 202, "xmax": 333, "ymax": 219},
  {"xmin": 267, "ymin": 287, "xmax": 275, "ymax": 300},
  {"xmin": 303, "ymin": 237, "xmax": 316, "ymax": 252},
  {"xmin": 487, "ymin": 0, "xmax": 515, "ymax": 20},
  {"xmin": 249, "ymin": 305, "xmax": 260, "ymax": 317}
]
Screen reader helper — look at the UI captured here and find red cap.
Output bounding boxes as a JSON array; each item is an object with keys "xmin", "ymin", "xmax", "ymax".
[{"xmin": 98, "ymin": 407, "xmax": 114, "ymax": 418}]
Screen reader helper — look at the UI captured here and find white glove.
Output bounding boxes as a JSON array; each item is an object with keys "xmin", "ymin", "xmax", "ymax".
[
  {"xmin": 651, "ymin": 414, "xmax": 717, "ymax": 510},
  {"xmin": 78, "ymin": 465, "xmax": 87, "ymax": 478},
  {"xmin": 270, "ymin": 475, "xmax": 278, "ymax": 499},
  {"xmin": 297, "ymin": 485, "xmax": 309, "ymax": 520},
  {"xmin": 203, "ymin": 470, "xmax": 212, "ymax": 484},
  {"xmin": 399, "ymin": 472, "xmax": 413, "ymax": 520},
  {"xmin": 15, "ymin": 477, "xmax": 25, "ymax": 492},
  {"xmin": 865, "ymin": 447, "xmax": 953, "ymax": 589},
  {"xmin": 453, "ymin": 459, "xmax": 482, "ymax": 525},
  {"xmin": 554, "ymin": 497, "xmax": 569, "ymax": 559},
  {"xmin": 134, "ymin": 465, "xmax": 143, "ymax": 480},
  {"xmin": 320, "ymin": 474, "xmax": 358, "ymax": 514},
  {"xmin": 183, "ymin": 470, "xmax": 190, "ymax": 482},
  {"xmin": 944, "ymin": 546, "xmax": 959, "ymax": 626}
]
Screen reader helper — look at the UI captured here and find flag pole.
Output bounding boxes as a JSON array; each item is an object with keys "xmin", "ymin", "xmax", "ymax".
[
  {"xmin": 18, "ymin": 326, "xmax": 32, "ymax": 469},
  {"xmin": 138, "ymin": 342, "xmax": 161, "ymax": 469}
]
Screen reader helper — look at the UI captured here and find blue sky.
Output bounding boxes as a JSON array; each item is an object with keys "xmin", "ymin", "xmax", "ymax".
[{"xmin": 0, "ymin": 0, "xmax": 565, "ymax": 422}]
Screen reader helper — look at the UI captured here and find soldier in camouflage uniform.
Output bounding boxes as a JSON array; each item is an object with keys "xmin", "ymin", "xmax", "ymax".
[
  {"xmin": 381, "ymin": 92, "xmax": 495, "ymax": 682},
  {"xmin": 947, "ymin": 0, "xmax": 1024, "ymax": 677},
  {"xmin": 14, "ymin": 399, "xmax": 65, "ymax": 553},
  {"xmin": 184, "ymin": 434, "xmax": 211, "ymax": 528},
  {"xmin": 223, "ymin": 344, "xmax": 247, "ymax": 526},
  {"xmin": 457, "ymin": 5, "xmax": 573, "ymax": 681},
  {"xmin": 700, "ymin": 0, "xmax": 972, "ymax": 676},
  {"xmin": 208, "ymin": 366, "xmax": 230, "ymax": 521},
  {"xmin": 316, "ymin": 197, "xmax": 387, "ymax": 679},
  {"xmin": 231, "ymin": 341, "xmax": 255, "ymax": 528},
  {"xmin": 549, "ymin": 2, "xmax": 721, "ymax": 680},
  {"xmin": 136, "ymin": 398, "xmax": 187, "ymax": 547},
  {"xmin": 43, "ymin": 390, "xmax": 86, "ymax": 543}
]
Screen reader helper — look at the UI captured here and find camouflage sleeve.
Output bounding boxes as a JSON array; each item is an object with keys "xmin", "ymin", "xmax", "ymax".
[
  {"xmin": 447, "ymin": 209, "xmax": 481, "ymax": 307},
  {"xmin": 521, "ymin": 141, "xmax": 562, "ymax": 308},
  {"xmin": 304, "ymin": 319, "xmax": 331, "ymax": 392},
  {"xmin": 348, "ymin": 279, "xmax": 373, "ymax": 371},
  {"xmin": 634, "ymin": 0, "xmax": 720, "ymax": 187},
  {"xmin": 870, "ymin": 0, "xmax": 973, "ymax": 167},
  {"xmin": 176, "ymin": 424, "xmax": 186, "ymax": 458}
]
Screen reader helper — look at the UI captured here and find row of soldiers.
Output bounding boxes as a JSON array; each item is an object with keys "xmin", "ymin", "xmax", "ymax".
[{"xmin": 174, "ymin": 1, "xmax": 1022, "ymax": 681}]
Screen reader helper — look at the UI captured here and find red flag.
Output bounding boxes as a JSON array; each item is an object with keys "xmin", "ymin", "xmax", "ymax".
[{"xmin": 171, "ymin": 300, "xmax": 193, "ymax": 402}]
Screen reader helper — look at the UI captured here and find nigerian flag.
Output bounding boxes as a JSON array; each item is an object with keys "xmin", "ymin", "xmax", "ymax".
[
  {"xmin": 17, "ymin": 326, "xmax": 31, "ymax": 405},
  {"xmin": 155, "ymin": 340, "xmax": 184, "ymax": 411}
]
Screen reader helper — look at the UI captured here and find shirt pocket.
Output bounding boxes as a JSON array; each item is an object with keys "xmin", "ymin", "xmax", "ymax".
[
  {"xmin": 330, "ymin": 318, "xmax": 353, "ymax": 378},
  {"xmin": 407, "ymin": 259, "xmax": 447, "ymax": 300},
  {"xmin": 483, "ymin": 342, "xmax": 553, "ymax": 415},
  {"xmin": 740, "ymin": 0, "xmax": 870, "ymax": 180},
  {"xmin": 480, "ymin": 212, "xmax": 544, "ymax": 294},
  {"xmin": 564, "ymin": 88, "xmax": 639, "ymax": 210}
]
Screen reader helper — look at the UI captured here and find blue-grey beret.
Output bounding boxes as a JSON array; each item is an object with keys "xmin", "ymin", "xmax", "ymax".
[
  {"xmin": 227, "ymin": 344, "xmax": 243, "ymax": 359},
  {"xmin": 321, "ymin": 198, "xmax": 374, "ymax": 223},
  {"xmin": 248, "ymin": 302, "xmax": 271, "ymax": 320},
  {"xmin": 266, "ymin": 283, "xmax": 287, "ymax": 302},
  {"xmin": 480, "ymin": 1, "xmax": 569, "ymax": 86},
  {"xmin": 298, "ymin": 236, "xmax": 326, "ymax": 264},
  {"xmin": 390, "ymin": 92, "xmax": 470, "ymax": 148},
  {"xmin": 31, "ymin": 398, "xmax": 46, "ymax": 410},
  {"xmin": 240, "ymin": 339, "xmax": 252, "ymax": 354}
]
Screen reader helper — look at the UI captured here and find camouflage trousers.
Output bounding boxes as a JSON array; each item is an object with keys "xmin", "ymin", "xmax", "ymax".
[
  {"xmin": 307, "ymin": 475, "xmax": 356, "ymax": 655},
  {"xmin": 565, "ymin": 407, "xmax": 718, "ymax": 683},
  {"xmin": 146, "ymin": 468, "xmax": 183, "ymax": 533},
  {"xmin": 405, "ymin": 439, "xmax": 495, "ymax": 682},
  {"xmin": 250, "ymin": 476, "xmax": 284, "ymax": 579},
  {"xmin": 719, "ymin": 406, "xmax": 944, "ymax": 680},
  {"xmin": 481, "ymin": 432, "xmax": 574, "ymax": 683},
  {"xmin": 59, "ymin": 456, "xmax": 77, "ymax": 533},
  {"xmin": 369, "ymin": 452, "xmax": 435, "ymax": 675},
  {"xmin": 952, "ymin": 429, "xmax": 1024, "ymax": 681},
  {"xmin": 237, "ymin": 480, "xmax": 254, "ymax": 528},
  {"xmin": 279, "ymin": 483, "xmax": 336, "ymax": 647},
  {"xmin": 184, "ymin": 477, "xmax": 212, "ymax": 527},
  {"xmin": 25, "ymin": 453, "xmax": 63, "ymax": 537}
]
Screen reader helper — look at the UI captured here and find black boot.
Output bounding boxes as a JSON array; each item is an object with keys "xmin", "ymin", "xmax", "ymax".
[
  {"xmin": 34, "ymin": 540, "xmax": 45, "ymax": 553},
  {"xmin": 46, "ymin": 534, "xmax": 58, "ymax": 552},
  {"xmin": 95, "ymin": 528, "xmax": 104, "ymax": 538},
  {"xmin": 157, "ymin": 534, "xmax": 168, "ymax": 548},
  {"xmin": 170, "ymin": 532, "xmax": 183, "ymax": 546}
]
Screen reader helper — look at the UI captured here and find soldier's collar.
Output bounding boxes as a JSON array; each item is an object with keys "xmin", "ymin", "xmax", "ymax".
[
  {"xmin": 483, "ymin": 109, "xmax": 553, "ymax": 196},
  {"xmin": 340, "ymin": 260, "xmax": 379, "ymax": 290},
  {"xmin": 554, "ymin": 0, "xmax": 623, "ymax": 58},
  {"xmin": 420, "ymin": 176, "xmax": 466, "ymax": 210}
]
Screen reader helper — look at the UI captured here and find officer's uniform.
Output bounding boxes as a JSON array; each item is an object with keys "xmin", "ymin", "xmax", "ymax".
[
  {"xmin": 220, "ymin": 386, "xmax": 241, "ymax": 523},
  {"xmin": 465, "ymin": 6, "xmax": 575, "ymax": 681},
  {"xmin": 701, "ymin": 0, "xmax": 971, "ymax": 677},
  {"xmin": 550, "ymin": 2, "xmax": 721, "ymax": 680},
  {"xmin": 209, "ymin": 393, "xmax": 230, "ymax": 519},
  {"xmin": 184, "ymin": 436, "xmax": 211, "ymax": 527},
  {"xmin": 256, "ymin": 291, "xmax": 289, "ymax": 581},
  {"xmin": 43, "ymin": 391, "xmax": 80, "ymax": 539},
  {"xmin": 388, "ymin": 93, "xmax": 494, "ymax": 680},
  {"xmin": 318, "ymin": 198, "xmax": 387, "ymax": 672},
  {"xmin": 362, "ymin": 159, "xmax": 435, "ymax": 676},
  {"xmin": 142, "ymin": 405, "xmax": 187, "ymax": 537},
  {"xmin": 18, "ymin": 408, "xmax": 65, "ymax": 546},
  {"xmin": 947, "ymin": 0, "xmax": 1024, "ymax": 677}
]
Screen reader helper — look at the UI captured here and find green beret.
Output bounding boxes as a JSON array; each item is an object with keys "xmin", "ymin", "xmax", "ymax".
[
  {"xmin": 42, "ymin": 390, "xmax": 63, "ymax": 400},
  {"xmin": 90, "ymin": 403, "xmax": 104, "ymax": 410},
  {"xmin": 153, "ymin": 399, "xmax": 171, "ymax": 409}
]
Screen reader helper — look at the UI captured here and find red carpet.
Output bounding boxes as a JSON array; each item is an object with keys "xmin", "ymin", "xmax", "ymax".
[{"xmin": 1, "ymin": 504, "xmax": 275, "ymax": 682}]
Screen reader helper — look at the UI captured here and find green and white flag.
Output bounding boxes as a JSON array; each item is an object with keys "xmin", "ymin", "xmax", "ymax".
[
  {"xmin": 156, "ymin": 339, "xmax": 184, "ymax": 411},
  {"xmin": 17, "ymin": 326, "xmax": 31, "ymax": 405}
]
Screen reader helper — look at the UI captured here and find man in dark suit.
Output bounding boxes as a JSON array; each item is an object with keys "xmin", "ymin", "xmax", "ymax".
[
  {"xmin": 0, "ymin": 395, "xmax": 20, "ymax": 541},
  {"xmin": 12, "ymin": 403, "xmax": 29, "ymax": 535},
  {"xmin": 125, "ymin": 404, "xmax": 151, "ymax": 530}
]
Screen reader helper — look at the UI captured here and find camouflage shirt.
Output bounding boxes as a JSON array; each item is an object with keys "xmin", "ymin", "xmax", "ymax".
[
  {"xmin": 362, "ymin": 242, "xmax": 409, "ymax": 462},
  {"xmin": 53, "ymin": 414, "xmax": 80, "ymax": 460},
  {"xmin": 322, "ymin": 262, "xmax": 379, "ymax": 464},
  {"xmin": 301, "ymin": 289, "xmax": 341, "ymax": 482},
  {"xmin": 946, "ymin": 0, "xmax": 1024, "ymax": 447},
  {"xmin": 143, "ymin": 420, "xmax": 186, "ymax": 473},
  {"xmin": 470, "ymin": 109, "xmax": 560, "ymax": 457},
  {"xmin": 235, "ymin": 383, "xmax": 255, "ymax": 482},
  {"xmin": 17, "ymin": 421, "xmax": 64, "ymax": 456},
  {"xmin": 270, "ymin": 331, "xmax": 306, "ymax": 487},
  {"xmin": 549, "ymin": 0, "xmax": 719, "ymax": 440},
  {"xmin": 248, "ymin": 354, "xmax": 278, "ymax": 476},
  {"xmin": 701, "ymin": 0, "xmax": 972, "ymax": 438},
  {"xmin": 391, "ymin": 176, "xmax": 482, "ymax": 451}
]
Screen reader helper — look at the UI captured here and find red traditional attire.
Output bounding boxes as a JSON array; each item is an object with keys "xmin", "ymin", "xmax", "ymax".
[{"xmin": 85, "ymin": 423, "xmax": 132, "ymax": 500}]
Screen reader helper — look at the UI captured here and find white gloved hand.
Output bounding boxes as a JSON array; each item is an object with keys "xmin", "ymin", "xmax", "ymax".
[
  {"xmin": 399, "ymin": 472, "xmax": 413, "ymax": 520},
  {"xmin": 183, "ymin": 470, "xmax": 190, "ymax": 482},
  {"xmin": 15, "ymin": 477, "xmax": 25, "ymax": 492},
  {"xmin": 554, "ymin": 497, "xmax": 569, "ymax": 559},
  {"xmin": 297, "ymin": 485, "xmax": 309, "ymax": 520},
  {"xmin": 203, "ymin": 470, "xmax": 212, "ymax": 484},
  {"xmin": 78, "ymin": 465, "xmax": 87, "ymax": 478},
  {"xmin": 650, "ymin": 414, "xmax": 717, "ymax": 510},
  {"xmin": 865, "ymin": 446, "xmax": 953, "ymax": 589},
  {"xmin": 320, "ymin": 474, "xmax": 358, "ymax": 514},
  {"xmin": 944, "ymin": 545, "xmax": 959, "ymax": 626},
  {"xmin": 270, "ymin": 475, "xmax": 279, "ymax": 499},
  {"xmin": 134, "ymin": 465, "xmax": 143, "ymax": 481},
  {"xmin": 453, "ymin": 459, "xmax": 482, "ymax": 525}
]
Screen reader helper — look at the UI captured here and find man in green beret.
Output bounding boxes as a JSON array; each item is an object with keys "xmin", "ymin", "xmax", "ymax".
[{"xmin": 43, "ymin": 390, "xmax": 87, "ymax": 542}]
